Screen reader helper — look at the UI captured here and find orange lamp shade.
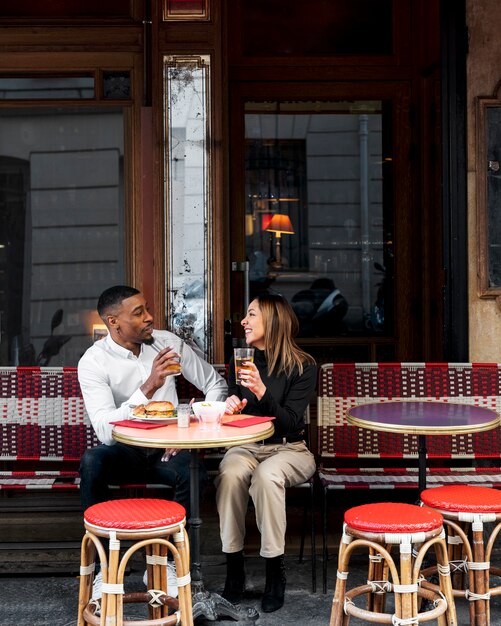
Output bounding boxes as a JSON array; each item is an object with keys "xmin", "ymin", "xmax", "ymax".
[{"xmin": 265, "ymin": 213, "xmax": 295, "ymax": 235}]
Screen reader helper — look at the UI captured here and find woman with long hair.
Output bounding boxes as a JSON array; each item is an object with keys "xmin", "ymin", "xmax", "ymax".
[{"xmin": 215, "ymin": 292, "xmax": 317, "ymax": 613}]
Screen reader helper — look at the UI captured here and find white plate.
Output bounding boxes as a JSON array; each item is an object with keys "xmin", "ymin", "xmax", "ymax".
[{"xmin": 130, "ymin": 416, "xmax": 178, "ymax": 424}]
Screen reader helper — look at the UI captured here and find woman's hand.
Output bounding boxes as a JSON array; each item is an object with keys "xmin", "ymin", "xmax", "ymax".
[
  {"xmin": 225, "ymin": 395, "xmax": 248, "ymax": 414},
  {"xmin": 237, "ymin": 362, "xmax": 266, "ymax": 401}
]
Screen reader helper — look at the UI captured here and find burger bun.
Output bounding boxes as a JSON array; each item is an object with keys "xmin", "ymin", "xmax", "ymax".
[{"xmin": 132, "ymin": 401, "xmax": 175, "ymax": 418}]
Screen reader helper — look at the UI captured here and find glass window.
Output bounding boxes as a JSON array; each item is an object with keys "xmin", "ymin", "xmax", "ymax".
[
  {"xmin": 102, "ymin": 71, "xmax": 131, "ymax": 100},
  {"xmin": 245, "ymin": 101, "xmax": 393, "ymax": 338},
  {"xmin": 164, "ymin": 55, "xmax": 213, "ymax": 358},
  {"xmin": 0, "ymin": 77, "xmax": 94, "ymax": 100},
  {"xmin": 0, "ymin": 106, "xmax": 126, "ymax": 366}
]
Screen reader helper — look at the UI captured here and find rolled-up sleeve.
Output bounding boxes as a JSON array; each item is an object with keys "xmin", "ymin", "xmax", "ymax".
[{"xmin": 78, "ymin": 355, "xmax": 146, "ymax": 445}]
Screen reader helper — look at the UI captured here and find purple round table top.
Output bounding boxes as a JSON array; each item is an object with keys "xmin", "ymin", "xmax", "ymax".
[{"xmin": 346, "ymin": 400, "xmax": 500, "ymax": 435}]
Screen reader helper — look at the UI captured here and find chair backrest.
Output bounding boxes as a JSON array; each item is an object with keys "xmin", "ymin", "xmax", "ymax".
[
  {"xmin": 318, "ymin": 362, "xmax": 501, "ymax": 461},
  {"xmin": 0, "ymin": 366, "xmax": 97, "ymax": 461}
]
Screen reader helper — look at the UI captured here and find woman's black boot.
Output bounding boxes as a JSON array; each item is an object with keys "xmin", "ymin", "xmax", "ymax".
[
  {"xmin": 222, "ymin": 550, "xmax": 245, "ymax": 604},
  {"xmin": 261, "ymin": 555, "xmax": 286, "ymax": 612}
]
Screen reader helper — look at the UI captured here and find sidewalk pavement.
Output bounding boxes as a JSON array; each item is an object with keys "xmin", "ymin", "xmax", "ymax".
[
  {"xmin": 2, "ymin": 501, "xmax": 501, "ymax": 625},
  {"xmin": 1, "ymin": 550, "xmax": 499, "ymax": 625}
]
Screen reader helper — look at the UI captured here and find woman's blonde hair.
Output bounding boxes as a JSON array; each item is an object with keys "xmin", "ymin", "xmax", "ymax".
[{"xmin": 254, "ymin": 293, "xmax": 315, "ymax": 377}]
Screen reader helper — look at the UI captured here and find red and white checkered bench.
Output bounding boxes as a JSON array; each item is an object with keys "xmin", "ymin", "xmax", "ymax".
[
  {"xmin": 0, "ymin": 367, "xmax": 96, "ymax": 491},
  {"xmin": 0, "ymin": 365, "xmax": 226, "ymax": 492},
  {"xmin": 317, "ymin": 362, "xmax": 501, "ymax": 592}
]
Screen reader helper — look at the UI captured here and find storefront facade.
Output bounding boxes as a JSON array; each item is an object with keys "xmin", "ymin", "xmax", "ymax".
[{"xmin": 0, "ymin": 0, "xmax": 493, "ymax": 367}]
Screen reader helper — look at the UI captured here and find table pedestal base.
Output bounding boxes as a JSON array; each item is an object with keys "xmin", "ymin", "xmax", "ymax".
[{"xmin": 191, "ymin": 580, "xmax": 259, "ymax": 623}]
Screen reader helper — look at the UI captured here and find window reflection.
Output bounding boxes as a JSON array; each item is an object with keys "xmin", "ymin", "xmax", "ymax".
[
  {"xmin": 0, "ymin": 76, "xmax": 94, "ymax": 100},
  {"xmin": 0, "ymin": 107, "xmax": 125, "ymax": 366},
  {"xmin": 245, "ymin": 101, "xmax": 393, "ymax": 338}
]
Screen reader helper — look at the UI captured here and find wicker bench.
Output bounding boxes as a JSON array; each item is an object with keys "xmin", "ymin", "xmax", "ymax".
[
  {"xmin": 0, "ymin": 367, "xmax": 95, "ymax": 492},
  {"xmin": 317, "ymin": 362, "xmax": 501, "ymax": 591},
  {"xmin": 0, "ymin": 365, "xmax": 226, "ymax": 492}
]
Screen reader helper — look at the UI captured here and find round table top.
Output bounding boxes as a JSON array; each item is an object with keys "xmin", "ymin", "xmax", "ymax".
[
  {"xmin": 346, "ymin": 400, "xmax": 500, "ymax": 435},
  {"xmin": 113, "ymin": 415, "xmax": 275, "ymax": 449}
]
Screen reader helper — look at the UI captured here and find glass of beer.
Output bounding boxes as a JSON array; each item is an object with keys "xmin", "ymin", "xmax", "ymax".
[
  {"xmin": 166, "ymin": 337, "xmax": 184, "ymax": 376},
  {"xmin": 234, "ymin": 348, "xmax": 255, "ymax": 384}
]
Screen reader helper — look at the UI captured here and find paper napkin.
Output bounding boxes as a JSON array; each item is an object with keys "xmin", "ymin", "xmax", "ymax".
[{"xmin": 224, "ymin": 416, "xmax": 275, "ymax": 428}]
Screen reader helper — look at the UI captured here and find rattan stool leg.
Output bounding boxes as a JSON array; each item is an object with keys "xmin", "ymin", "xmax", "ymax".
[
  {"xmin": 367, "ymin": 545, "xmax": 387, "ymax": 613},
  {"xmin": 78, "ymin": 533, "xmax": 97, "ymax": 626},
  {"xmin": 101, "ymin": 531, "xmax": 120, "ymax": 626},
  {"xmin": 330, "ymin": 538, "xmax": 349, "ymax": 626},
  {"xmin": 435, "ymin": 535, "xmax": 458, "ymax": 626},
  {"xmin": 470, "ymin": 523, "xmax": 488, "ymax": 626},
  {"xmin": 421, "ymin": 519, "xmax": 472, "ymax": 626},
  {"xmin": 171, "ymin": 527, "xmax": 193, "ymax": 626},
  {"xmin": 484, "ymin": 520, "xmax": 501, "ymax": 626},
  {"xmin": 144, "ymin": 542, "xmax": 164, "ymax": 621}
]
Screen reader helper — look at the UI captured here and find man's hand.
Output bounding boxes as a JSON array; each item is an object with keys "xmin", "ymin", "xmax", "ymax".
[
  {"xmin": 161, "ymin": 448, "xmax": 179, "ymax": 462},
  {"xmin": 140, "ymin": 347, "xmax": 181, "ymax": 398}
]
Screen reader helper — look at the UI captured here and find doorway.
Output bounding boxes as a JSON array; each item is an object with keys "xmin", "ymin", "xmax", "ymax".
[{"xmin": 228, "ymin": 84, "xmax": 442, "ymax": 365}]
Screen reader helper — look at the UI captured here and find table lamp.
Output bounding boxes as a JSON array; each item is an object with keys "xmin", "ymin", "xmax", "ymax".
[{"xmin": 265, "ymin": 213, "xmax": 294, "ymax": 268}]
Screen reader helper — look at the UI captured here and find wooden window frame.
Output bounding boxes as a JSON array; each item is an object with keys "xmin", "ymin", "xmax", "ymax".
[{"xmin": 476, "ymin": 80, "xmax": 501, "ymax": 303}]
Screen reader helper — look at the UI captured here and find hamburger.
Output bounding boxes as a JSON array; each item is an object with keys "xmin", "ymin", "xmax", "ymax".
[{"xmin": 132, "ymin": 400, "xmax": 175, "ymax": 418}]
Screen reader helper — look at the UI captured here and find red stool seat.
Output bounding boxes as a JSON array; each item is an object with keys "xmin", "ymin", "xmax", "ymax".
[
  {"xmin": 421, "ymin": 485, "xmax": 501, "ymax": 513},
  {"xmin": 345, "ymin": 502, "xmax": 443, "ymax": 533},
  {"xmin": 84, "ymin": 498, "xmax": 186, "ymax": 530}
]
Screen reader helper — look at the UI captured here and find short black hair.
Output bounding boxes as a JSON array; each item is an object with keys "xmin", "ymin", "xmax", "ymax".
[{"xmin": 97, "ymin": 285, "xmax": 140, "ymax": 318}]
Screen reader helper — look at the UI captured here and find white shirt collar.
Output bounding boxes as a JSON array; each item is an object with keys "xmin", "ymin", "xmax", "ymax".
[{"xmin": 104, "ymin": 332, "xmax": 137, "ymax": 359}]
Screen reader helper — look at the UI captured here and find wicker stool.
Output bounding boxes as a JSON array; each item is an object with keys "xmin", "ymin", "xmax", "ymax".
[
  {"xmin": 421, "ymin": 485, "xmax": 501, "ymax": 626},
  {"xmin": 77, "ymin": 498, "xmax": 193, "ymax": 626},
  {"xmin": 330, "ymin": 502, "xmax": 457, "ymax": 626}
]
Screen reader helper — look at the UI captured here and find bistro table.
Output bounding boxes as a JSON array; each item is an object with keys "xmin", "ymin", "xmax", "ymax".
[
  {"xmin": 346, "ymin": 400, "xmax": 500, "ymax": 493},
  {"xmin": 113, "ymin": 415, "xmax": 275, "ymax": 623}
]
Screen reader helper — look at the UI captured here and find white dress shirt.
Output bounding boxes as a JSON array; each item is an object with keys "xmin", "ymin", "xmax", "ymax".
[{"xmin": 78, "ymin": 330, "xmax": 228, "ymax": 445}]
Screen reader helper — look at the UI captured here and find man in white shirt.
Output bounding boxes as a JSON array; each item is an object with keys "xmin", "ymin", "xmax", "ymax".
[{"xmin": 78, "ymin": 285, "xmax": 228, "ymax": 516}]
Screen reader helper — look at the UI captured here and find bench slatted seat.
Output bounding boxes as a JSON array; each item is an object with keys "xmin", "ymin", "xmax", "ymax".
[{"xmin": 317, "ymin": 361, "xmax": 501, "ymax": 592}]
